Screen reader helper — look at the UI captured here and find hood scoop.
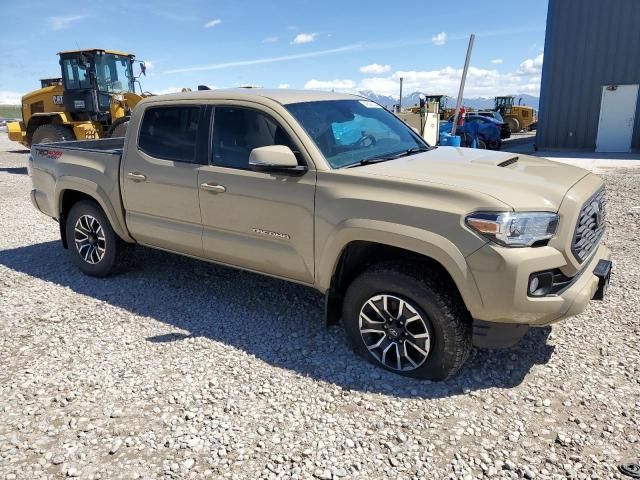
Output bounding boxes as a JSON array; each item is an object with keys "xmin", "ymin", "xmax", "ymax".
[{"xmin": 497, "ymin": 156, "xmax": 519, "ymax": 167}]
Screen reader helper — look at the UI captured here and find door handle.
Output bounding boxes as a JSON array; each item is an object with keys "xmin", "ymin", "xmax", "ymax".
[
  {"xmin": 200, "ymin": 182, "xmax": 226, "ymax": 193},
  {"xmin": 127, "ymin": 172, "xmax": 147, "ymax": 182}
]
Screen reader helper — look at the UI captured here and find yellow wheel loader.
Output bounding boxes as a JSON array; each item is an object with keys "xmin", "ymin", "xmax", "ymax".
[
  {"xmin": 494, "ymin": 96, "xmax": 537, "ymax": 133},
  {"xmin": 7, "ymin": 49, "xmax": 149, "ymax": 147}
]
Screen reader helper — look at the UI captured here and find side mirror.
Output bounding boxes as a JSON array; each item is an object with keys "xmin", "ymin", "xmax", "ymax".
[
  {"xmin": 140, "ymin": 62, "xmax": 147, "ymax": 76},
  {"xmin": 249, "ymin": 145, "xmax": 306, "ymax": 174}
]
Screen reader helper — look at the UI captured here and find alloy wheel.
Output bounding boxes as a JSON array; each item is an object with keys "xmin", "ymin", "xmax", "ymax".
[
  {"xmin": 358, "ymin": 294, "xmax": 431, "ymax": 371},
  {"xmin": 74, "ymin": 215, "xmax": 106, "ymax": 264}
]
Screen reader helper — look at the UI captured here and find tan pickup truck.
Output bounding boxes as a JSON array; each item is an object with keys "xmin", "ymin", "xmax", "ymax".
[{"xmin": 27, "ymin": 89, "xmax": 611, "ymax": 380}]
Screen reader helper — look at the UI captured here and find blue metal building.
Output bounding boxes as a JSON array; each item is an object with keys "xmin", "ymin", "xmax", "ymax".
[{"xmin": 537, "ymin": 0, "xmax": 640, "ymax": 152}]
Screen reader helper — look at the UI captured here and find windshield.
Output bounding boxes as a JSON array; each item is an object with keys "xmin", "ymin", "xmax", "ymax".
[
  {"xmin": 94, "ymin": 54, "xmax": 134, "ymax": 94},
  {"xmin": 286, "ymin": 99, "xmax": 430, "ymax": 168}
]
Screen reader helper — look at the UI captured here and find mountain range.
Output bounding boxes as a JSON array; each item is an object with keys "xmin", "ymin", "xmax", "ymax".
[{"xmin": 358, "ymin": 90, "xmax": 540, "ymax": 111}]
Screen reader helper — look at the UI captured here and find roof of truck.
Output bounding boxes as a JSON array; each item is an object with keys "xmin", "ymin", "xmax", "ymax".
[{"xmin": 143, "ymin": 88, "xmax": 363, "ymax": 106}]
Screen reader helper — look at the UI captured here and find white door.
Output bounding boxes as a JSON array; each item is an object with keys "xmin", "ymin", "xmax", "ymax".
[{"xmin": 596, "ymin": 84, "xmax": 638, "ymax": 153}]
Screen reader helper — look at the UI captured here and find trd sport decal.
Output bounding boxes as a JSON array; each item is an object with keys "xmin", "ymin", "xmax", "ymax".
[{"xmin": 35, "ymin": 148, "xmax": 63, "ymax": 160}]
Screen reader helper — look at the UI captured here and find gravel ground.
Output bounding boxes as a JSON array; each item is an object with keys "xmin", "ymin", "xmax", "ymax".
[{"xmin": 0, "ymin": 136, "xmax": 638, "ymax": 480}]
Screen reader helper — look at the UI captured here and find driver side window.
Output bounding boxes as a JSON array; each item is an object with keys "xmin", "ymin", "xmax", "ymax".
[{"xmin": 331, "ymin": 113, "xmax": 400, "ymax": 146}]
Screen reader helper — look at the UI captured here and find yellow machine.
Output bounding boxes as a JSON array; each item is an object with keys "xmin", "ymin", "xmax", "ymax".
[
  {"xmin": 406, "ymin": 95, "xmax": 456, "ymax": 120},
  {"xmin": 7, "ymin": 49, "xmax": 148, "ymax": 147},
  {"xmin": 494, "ymin": 96, "xmax": 537, "ymax": 133}
]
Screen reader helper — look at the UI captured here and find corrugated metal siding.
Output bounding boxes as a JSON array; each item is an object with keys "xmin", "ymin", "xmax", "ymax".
[{"xmin": 537, "ymin": 0, "xmax": 640, "ymax": 151}]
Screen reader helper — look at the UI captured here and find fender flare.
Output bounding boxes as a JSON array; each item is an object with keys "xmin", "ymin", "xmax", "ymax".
[
  {"xmin": 54, "ymin": 177, "xmax": 134, "ymax": 244},
  {"xmin": 318, "ymin": 219, "xmax": 484, "ymax": 316}
]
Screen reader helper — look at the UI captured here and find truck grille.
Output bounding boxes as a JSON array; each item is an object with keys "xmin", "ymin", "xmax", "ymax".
[{"xmin": 571, "ymin": 188, "xmax": 606, "ymax": 263}]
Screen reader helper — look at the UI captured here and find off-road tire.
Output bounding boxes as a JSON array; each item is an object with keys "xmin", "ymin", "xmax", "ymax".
[
  {"xmin": 110, "ymin": 121, "xmax": 129, "ymax": 138},
  {"xmin": 508, "ymin": 117, "xmax": 520, "ymax": 134},
  {"xmin": 65, "ymin": 200, "xmax": 133, "ymax": 277},
  {"xmin": 32, "ymin": 124, "xmax": 75, "ymax": 145},
  {"xmin": 342, "ymin": 262, "xmax": 472, "ymax": 380}
]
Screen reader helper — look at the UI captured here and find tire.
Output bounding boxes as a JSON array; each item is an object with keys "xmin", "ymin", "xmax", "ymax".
[
  {"xmin": 32, "ymin": 124, "xmax": 75, "ymax": 145},
  {"xmin": 342, "ymin": 262, "xmax": 472, "ymax": 380},
  {"xmin": 110, "ymin": 121, "xmax": 129, "ymax": 138},
  {"xmin": 508, "ymin": 117, "xmax": 520, "ymax": 134},
  {"xmin": 477, "ymin": 138, "xmax": 487, "ymax": 149},
  {"xmin": 65, "ymin": 200, "xmax": 133, "ymax": 277}
]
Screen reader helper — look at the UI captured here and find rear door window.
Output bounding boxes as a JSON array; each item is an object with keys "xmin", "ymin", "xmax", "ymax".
[{"xmin": 138, "ymin": 106, "xmax": 201, "ymax": 163}]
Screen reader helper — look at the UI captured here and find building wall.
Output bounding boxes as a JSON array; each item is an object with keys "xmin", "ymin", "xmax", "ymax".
[{"xmin": 537, "ymin": 0, "xmax": 640, "ymax": 151}]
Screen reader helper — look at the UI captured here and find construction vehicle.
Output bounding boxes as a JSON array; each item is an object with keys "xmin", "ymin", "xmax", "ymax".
[
  {"xmin": 407, "ymin": 95, "xmax": 456, "ymax": 120},
  {"xmin": 494, "ymin": 96, "xmax": 537, "ymax": 133},
  {"xmin": 7, "ymin": 49, "xmax": 148, "ymax": 147}
]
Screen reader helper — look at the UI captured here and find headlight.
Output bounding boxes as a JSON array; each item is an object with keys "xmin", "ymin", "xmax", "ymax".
[{"xmin": 465, "ymin": 212, "xmax": 559, "ymax": 247}]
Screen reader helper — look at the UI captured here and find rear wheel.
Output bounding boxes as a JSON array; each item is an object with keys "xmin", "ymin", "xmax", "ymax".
[
  {"xmin": 32, "ymin": 124, "xmax": 75, "ymax": 145},
  {"xmin": 65, "ymin": 200, "xmax": 133, "ymax": 277},
  {"xmin": 508, "ymin": 117, "xmax": 520, "ymax": 133},
  {"xmin": 342, "ymin": 263, "xmax": 472, "ymax": 380},
  {"xmin": 110, "ymin": 121, "xmax": 129, "ymax": 138}
]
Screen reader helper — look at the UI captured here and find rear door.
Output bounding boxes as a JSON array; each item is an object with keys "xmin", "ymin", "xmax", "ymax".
[
  {"xmin": 121, "ymin": 103, "xmax": 206, "ymax": 257},
  {"xmin": 197, "ymin": 104, "xmax": 316, "ymax": 283}
]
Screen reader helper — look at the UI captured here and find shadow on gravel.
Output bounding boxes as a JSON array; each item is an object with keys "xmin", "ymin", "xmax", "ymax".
[
  {"xmin": 0, "ymin": 241, "xmax": 555, "ymax": 398},
  {"xmin": 5, "ymin": 149, "xmax": 30, "ymax": 154},
  {"xmin": 0, "ymin": 166, "xmax": 28, "ymax": 175}
]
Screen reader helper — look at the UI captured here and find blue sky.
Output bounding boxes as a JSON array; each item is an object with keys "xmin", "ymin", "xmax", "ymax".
[{"xmin": 0, "ymin": 0, "xmax": 548, "ymax": 104}]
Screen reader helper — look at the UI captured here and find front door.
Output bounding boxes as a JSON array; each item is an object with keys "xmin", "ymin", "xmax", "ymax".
[
  {"xmin": 197, "ymin": 105, "xmax": 316, "ymax": 283},
  {"xmin": 121, "ymin": 104, "xmax": 205, "ymax": 257},
  {"xmin": 596, "ymin": 84, "xmax": 638, "ymax": 153}
]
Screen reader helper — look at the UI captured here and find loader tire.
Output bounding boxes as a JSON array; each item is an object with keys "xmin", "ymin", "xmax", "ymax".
[
  {"xmin": 110, "ymin": 121, "xmax": 129, "ymax": 138},
  {"xmin": 508, "ymin": 118, "xmax": 520, "ymax": 133},
  {"xmin": 32, "ymin": 124, "xmax": 75, "ymax": 145}
]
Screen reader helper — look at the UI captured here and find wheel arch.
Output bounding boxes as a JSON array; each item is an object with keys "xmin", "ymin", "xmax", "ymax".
[
  {"xmin": 26, "ymin": 113, "xmax": 72, "ymax": 144},
  {"xmin": 320, "ymin": 223, "xmax": 484, "ymax": 324},
  {"xmin": 56, "ymin": 181, "xmax": 133, "ymax": 248}
]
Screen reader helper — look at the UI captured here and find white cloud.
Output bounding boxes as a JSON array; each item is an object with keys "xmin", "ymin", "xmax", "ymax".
[
  {"xmin": 204, "ymin": 18, "xmax": 222, "ymax": 28},
  {"xmin": 359, "ymin": 63, "xmax": 391, "ymax": 74},
  {"xmin": 304, "ymin": 79, "xmax": 356, "ymax": 90},
  {"xmin": 491, "ymin": 58, "xmax": 503, "ymax": 64},
  {"xmin": 277, "ymin": 83, "xmax": 291, "ymax": 89},
  {"xmin": 155, "ymin": 87, "xmax": 183, "ymax": 95},
  {"xmin": 48, "ymin": 15, "xmax": 86, "ymax": 31},
  {"xmin": 431, "ymin": 32, "xmax": 447, "ymax": 46},
  {"xmin": 303, "ymin": 52, "xmax": 544, "ymax": 98},
  {"xmin": 262, "ymin": 36, "xmax": 278, "ymax": 43},
  {"xmin": 518, "ymin": 53, "xmax": 543, "ymax": 75},
  {"xmin": 0, "ymin": 91, "xmax": 22, "ymax": 105},
  {"xmin": 291, "ymin": 33, "xmax": 318, "ymax": 45},
  {"xmin": 143, "ymin": 61, "xmax": 154, "ymax": 70}
]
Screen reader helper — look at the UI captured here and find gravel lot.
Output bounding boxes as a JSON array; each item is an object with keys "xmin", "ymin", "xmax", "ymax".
[{"xmin": 0, "ymin": 135, "xmax": 638, "ymax": 480}]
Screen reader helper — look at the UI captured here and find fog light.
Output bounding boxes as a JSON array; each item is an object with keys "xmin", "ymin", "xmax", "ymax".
[{"xmin": 528, "ymin": 271, "xmax": 554, "ymax": 297}]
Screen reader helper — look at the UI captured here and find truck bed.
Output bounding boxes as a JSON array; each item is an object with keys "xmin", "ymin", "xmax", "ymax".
[
  {"xmin": 35, "ymin": 137, "xmax": 125, "ymax": 154},
  {"xmin": 30, "ymin": 137, "xmax": 125, "ymax": 225}
]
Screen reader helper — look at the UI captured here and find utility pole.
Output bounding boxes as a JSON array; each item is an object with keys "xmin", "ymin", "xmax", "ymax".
[
  {"xmin": 451, "ymin": 34, "xmax": 475, "ymax": 137},
  {"xmin": 398, "ymin": 77, "xmax": 404, "ymax": 112}
]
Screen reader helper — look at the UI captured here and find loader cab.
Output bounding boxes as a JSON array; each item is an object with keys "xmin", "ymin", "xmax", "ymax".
[
  {"xmin": 59, "ymin": 49, "xmax": 136, "ymax": 121},
  {"xmin": 494, "ymin": 96, "xmax": 515, "ymax": 115}
]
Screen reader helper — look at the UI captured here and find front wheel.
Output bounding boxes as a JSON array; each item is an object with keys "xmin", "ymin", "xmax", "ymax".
[
  {"xmin": 342, "ymin": 263, "xmax": 472, "ymax": 380},
  {"xmin": 32, "ymin": 124, "xmax": 75, "ymax": 145},
  {"xmin": 65, "ymin": 200, "xmax": 133, "ymax": 277}
]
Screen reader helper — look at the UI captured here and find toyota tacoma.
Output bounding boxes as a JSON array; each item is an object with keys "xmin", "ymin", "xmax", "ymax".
[{"xmin": 27, "ymin": 89, "xmax": 612, "ymax": 380}]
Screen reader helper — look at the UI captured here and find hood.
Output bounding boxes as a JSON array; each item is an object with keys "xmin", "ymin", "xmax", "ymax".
[{"xmin": 349, "ymin": 147, "xmax": 590, "ymax": 211}]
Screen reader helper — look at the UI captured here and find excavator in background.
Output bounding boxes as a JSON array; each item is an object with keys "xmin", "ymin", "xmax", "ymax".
[
  {"xmin": 494, "ymin": 96, "xmax": 537, "ymax": 133},
  {"xmin": 7, "ymin": 49, "xmax": 149, "ymax": 147}
]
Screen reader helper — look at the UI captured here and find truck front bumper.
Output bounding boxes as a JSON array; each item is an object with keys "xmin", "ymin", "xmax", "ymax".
[{"xmin": 466, "ymin": 241, "xmax": 611, "ymax": 341}]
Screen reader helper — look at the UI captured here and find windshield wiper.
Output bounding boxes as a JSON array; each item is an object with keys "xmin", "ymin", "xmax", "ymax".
[{"xmin": 346, "ymin": 146, "xmax": 430, "ymax": 168}]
